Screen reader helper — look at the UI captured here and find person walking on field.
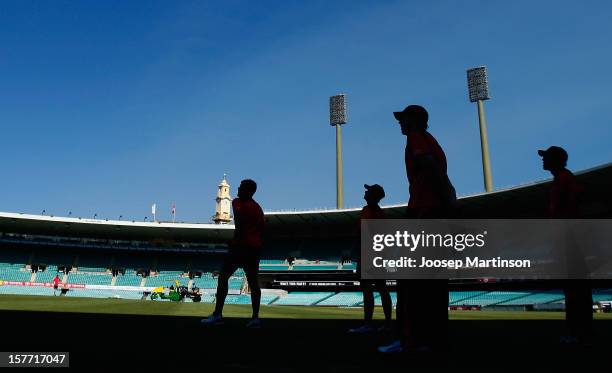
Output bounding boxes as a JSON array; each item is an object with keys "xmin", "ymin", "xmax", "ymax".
[
  {"xmin": 202, "ymin": 179, "xmax": 265, "ymax": 328},
  {"xmin": 379, "ymin": 105, "xmax": 456, "ymax": 353},
  {"xmin": 349, "ymin": 184, "xmax": 393, "ymax": 334},
  {"xmin": 52, "ymin": 274, "xmax": 60, "ymax": 296},
  {"xmin": 538, "ymin": 146, "xmax": 592, "ymax": 344}
]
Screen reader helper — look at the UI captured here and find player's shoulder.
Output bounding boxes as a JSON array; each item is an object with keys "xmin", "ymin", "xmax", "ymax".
[
  {"xmin": 557, "ymin": 169, "xmax": 581, "ymax": 190},
  {"xmin": 249, "ymin": 199, "xmax": 264, "ymax": 213},
  {"xmin": 360, "ymin": 205, "xmax": 385, "ymax": 219},
  {"xmin": 408, "ymin": 131, "xmax": 434, "ymax": 155},
  {"xmin": 557, "ymin": 169, "xmax": 577, "ymax": 183},
  {"xmin": 359, "ymin": 205, "xmax": 370, "ymax": 219}
]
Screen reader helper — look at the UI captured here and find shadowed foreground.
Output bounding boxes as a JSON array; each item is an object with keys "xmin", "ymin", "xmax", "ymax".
[{"xmin": 1, "ymin": 304, "xmax": 610, "ymax": 372}]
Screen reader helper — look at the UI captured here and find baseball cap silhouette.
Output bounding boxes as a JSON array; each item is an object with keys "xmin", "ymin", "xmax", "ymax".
[
  {"xmin": 538, "ymin": 146, "xmax": 568, "ymax": 164},
  {"xmin": 364, "ymin": 184, "xmax": 385, "ymax": 200},
  {"xmin": 393, "ymin": 105, "xmax": 428, "ymax": 123}
]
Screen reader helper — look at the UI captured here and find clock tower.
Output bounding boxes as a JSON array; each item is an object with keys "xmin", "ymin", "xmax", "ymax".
[{"xmin": 213, "ymin": 174, "xmax": 232, "ymax": 224}]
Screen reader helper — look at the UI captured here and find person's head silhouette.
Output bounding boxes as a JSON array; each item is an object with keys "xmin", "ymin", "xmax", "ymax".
[
  {"xmin": 237, "ymin": 179, "xmax": 257, "ymax": 199},
  {"xmin": 364, "ymin": 184, "xmax": 385, "ymax": 206},
  {"xmin": 538, "ymin": 146, "xmax": 568, "ymax": 172},
  {"xmin": 393, "ymin": 105, "xmax": 428, "ymax": 135}
]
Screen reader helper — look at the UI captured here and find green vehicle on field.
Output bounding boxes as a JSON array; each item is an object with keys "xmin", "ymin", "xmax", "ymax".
[{"xmin": 149, "ymin": 282, "xmax": 202, "ymax": 302}]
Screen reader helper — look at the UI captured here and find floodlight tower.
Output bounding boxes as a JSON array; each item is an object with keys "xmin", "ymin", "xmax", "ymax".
[
  {"xmin": 467, "ymin": 66, "xmax": 494, "ymax": 192},
  {"xmin": 329, "ymin": 94, "xmax": 347, "ymax": 209}
]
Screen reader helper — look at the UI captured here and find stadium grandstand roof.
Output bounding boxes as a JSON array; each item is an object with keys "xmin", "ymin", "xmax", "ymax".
[{"xmin": 1, "ymin": 163, "xmax": 611, "ymax": 241}]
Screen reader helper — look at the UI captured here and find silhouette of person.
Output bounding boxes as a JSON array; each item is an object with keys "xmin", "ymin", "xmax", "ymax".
[
  {"xmin": 349, "ymin": 184, "xmax": 393, "ymax": 333},
  {"xmin": 538, "ymin": 146, "xmax": 592, "ymax": 343},
  {"xmin": 202, "ymin": 179, "xmax": 265, "ymax": 328},
  {"xmin": 379, "ymin": 105, "xmax": 454, "ymax": 353}
]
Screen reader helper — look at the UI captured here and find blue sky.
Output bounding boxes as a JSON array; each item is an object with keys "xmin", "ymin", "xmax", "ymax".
[{"xmin": 1, "ymin": 0, "xmax": 611, "ymax": 222}]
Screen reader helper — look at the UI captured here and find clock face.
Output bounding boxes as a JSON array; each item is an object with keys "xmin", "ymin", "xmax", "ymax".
[{"xmin": 221, "ymin": 199, "xmax": 230, "ymax": 211}]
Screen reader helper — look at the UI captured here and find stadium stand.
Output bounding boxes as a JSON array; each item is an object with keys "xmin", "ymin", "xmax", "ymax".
[
  {"xmin": 192, "ymin": 272, "xmax": 217, "ymax": 289},
  {"xmin": 496, "ymin": 290, "xmax": 565, "ymax": 305},
  {"xmin": 156, "ymin": 254, "xmax": 189, "ymax": 272},
  {"xmin": 292, "ymin": 265, "xmax": 339, "ymax": 271},
  {"xmin": 273, "ymin": 292, "xmax": 335, "ymax": 306},
  {"xmin": 1, "ymin": 163, "xmax": 611, "ymax": 314},
  {"xmin": 76, "ymin": 252, "xmax": 110, "ymax": 271},
  {"xmin": 374, "ymin": 292, "xmax": 398, "ymax": 307},
  {"xmin": 32, "ymin": 250, "xmax": 72, "ymax": 269},
  {"xmin": 449, "ymin": 291, "xmax": 488, "ymax": 305},
  {"xmin": 1, "ymin": 249, "xmax": 611, "ymax": 308},
  {"xmin": 143, "ymin": 271, "xmax": 187, "ymax": 287},
  {"xmin": 455, "ymin": 291, "xmax": 533, "ymax": 306},
  {"xmin": 67, "ymin": 273, "xmax": 113, "ymax": 286},
  {"xmin": 34, "ymin": 266, "xmax": 59, "ymax": 283},
  {"xmin": 592, "ymin": 288, "xmax": 612, "ymax": 302},
  {"xmin": 113, "ymin": 252, "xmax": 154, "ymax": 271},
  {"xmin": 259, "ymin": 259, "xmax": 291, "ymax": 270},
  {"xmin": 0, "ymin": 248, "xmax": 29, "ymax": 265},
  {"xmin": 0, "ymin": 266, "xmax": 31, "ymax": 282},
  {"xmin": 114, "ymin": 270, "xmax": 143, "ymax": 286},
  {"xmin": 317, "ymin": 292, "xmax": 363, "ymax": 306},
  {"xmin": 76, "ymin": 266, "xmax": 108, "ymax": 273}
]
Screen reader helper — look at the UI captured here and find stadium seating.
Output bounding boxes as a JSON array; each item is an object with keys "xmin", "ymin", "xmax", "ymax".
[
  {"xmin": 292, "ymin": 265, "xmax": 339, "ymax": 271},
  {"xmin": 197, "ymin": 292, "xmax": 217, "ymax": 303},
  {"xmin": 317, "ymin": 292, "xmax": 363, "ymax": 306},
  {"xmin": 456, "ymin": 291, "xmax": 532, "ymax": 306},
  {"xmin": 260, "ymin": 259, "xmax": 287, "ymax": 264},
  {"xmin": 449, "ymin": 291, "xmax": 488, "ymax": 305},
  {"xmin": 0, "ymin": 266, "xmax": 32, "ymax": 282},
  {"xmin": 114, "ymin": 271, "xmax": 143, "ymax": 286},
  {"xmin": 188, "ymin": 272, "xmax": 244, "ymax": 290},
  {"xmin": 259, "ymin": 260, "xmax": 290, "ymax": 270},
  {"xmin": 32, "ymin": 251, "xmax": 66, "ymax": 266},
  {"xmin": 144, "ymin": 271, "xmax": 187, "ymax": 287},
  {"xmin": 192, "ymin": 273, "xmax": 217, "ymax": 289},
  {"xmin": 34, "ymin": 266, "xmax": 59, "ymax": 283},
  {"xmin": 228, "ymin": 277, "xmax": 244, "ymax": 290},
  {"xmin": 67, "ymin": 273, "xmax": 113, "ymax": 285},
  {"xmin": 76, "ymin": 266, "xmax": 108, "ymax": 273},
  {"xmin": 273, "ymin": 292, "xmax": 335, "ymax": 306},
  {"xmin": 156, "ymin": 255, "xmax": 189, "ymax": 272},
  {"xmin": 373, "ymin": 292, "xmax": 398, "ymax": 307},
  {"xmin": 113, "ymin": 253, "xmax": 153, "ymax": 271},
  {"xmin": 592, "ymin": 288, "xmax": 612, "ymax": 302},
  {"xmin": 76, "ymin": 252, "xmax": 111, "ymax": 270},
  {"xmin": 497, "ymin": 291, "xmax": 565, "ymax": 305},
  {"xmin": 4, "ymin": 247, "xmax": 612, "ymax": 310}
]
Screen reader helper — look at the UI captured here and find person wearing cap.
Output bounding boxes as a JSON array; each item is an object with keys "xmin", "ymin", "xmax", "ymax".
[
  {"xmin": 349, "ymin": 184, "xmax": 393, "ymax": 334},
  {"xmin": 378, "ymin": 105, "xmax": 454, "ymax": 353},
  {"xmin": 395, "ymin": 105, "xmax": 455, "ymax": 212},
  {"xmin": 538, "ymin": 146, "xmax": 592, "ymax": 344},
  {"xmin": 202, "ymin": 179, "xmax": 265, "ymax": 329},
  {"xmin": 539, "ymin": 146, "xmax": 580, "ymax": 218}
]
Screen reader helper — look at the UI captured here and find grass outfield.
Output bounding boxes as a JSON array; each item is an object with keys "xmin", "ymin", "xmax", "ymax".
[
  {"xmin": 3, "ymin": 294, "xmax": 612, "ymax": 371},
  {"xmin": 2, "ymin": 294, "xmax": 612, "ymax": 320}
]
